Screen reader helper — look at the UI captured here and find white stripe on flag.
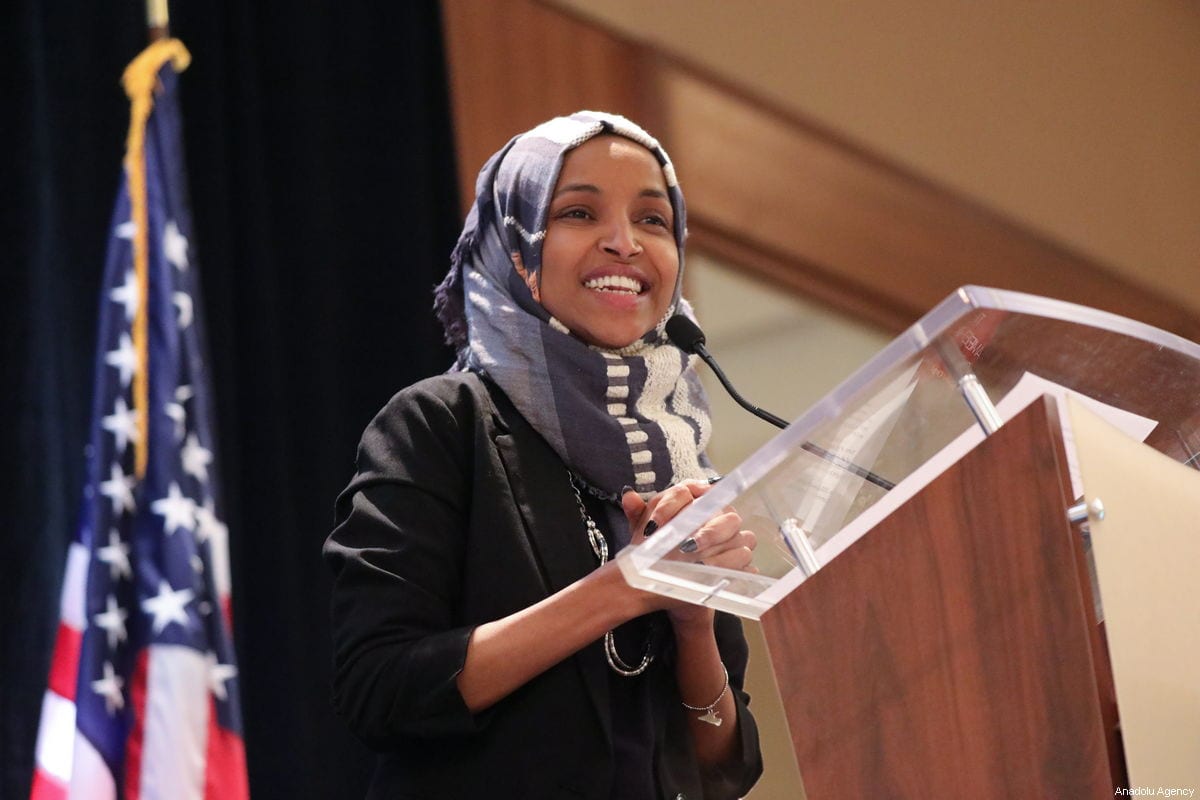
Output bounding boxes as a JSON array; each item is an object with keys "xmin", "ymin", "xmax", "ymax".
[
  {"xmin": 61, "ymin": 543, "xmax": 91, "ymax": 630},
  {"xmin": 139, "ymin": 644, "xmax": 209, "ymax": 800},
  {"xmin": 208, "ymin": 524, "xmax": 232, "ymax": 602},
  {"xmin": 67, "ymin": 731, "xmax": 117, "ymax": 800},
  {"xmin": 34, "ymin": 691, "xmax": 76, "ymax": 782}
]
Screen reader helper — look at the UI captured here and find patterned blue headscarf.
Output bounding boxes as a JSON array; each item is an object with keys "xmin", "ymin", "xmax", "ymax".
[{"xmin": 434, "ymin": 111, "xmax": 714, "ymax": 500}]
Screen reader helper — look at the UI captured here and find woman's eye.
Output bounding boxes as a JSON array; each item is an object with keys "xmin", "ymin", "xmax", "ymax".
[
  {"xmin": 640, "ymin": 214, "xmax": 670, "ymax": 227},
  {"xmin": 556, "ymin": 208, "xmax": 592, "ymax": 220}
]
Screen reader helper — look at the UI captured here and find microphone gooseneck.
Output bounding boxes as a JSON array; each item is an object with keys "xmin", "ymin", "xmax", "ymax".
[
  {"xmin": 666, "ymin": 314, "xmax": 895, "ymax": 492},
  {"xmin": 665, "ymin": 316, "xmax": 789, "ymax": 429}
]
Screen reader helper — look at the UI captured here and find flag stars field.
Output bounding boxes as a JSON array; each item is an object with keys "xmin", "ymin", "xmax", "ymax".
[
  {"xmin": 99, "ymin": 463, "xmax": 136, "ymax": 515},
  {"xmin": 182, "ymin": 434, "xmax": 212, "ymax": 482},
  {"xmin": 105, "ymin": 332, "xmax": 136, "ymax": 388},
  {"xmin": 109, "ymin": 268, "xmax": 140, "ymax": 322},
  {"xmin": 165, "ymin": 400, "xmax": 187, "ymax": 440},
  {"xmin": 166, "ymin": 385, "xmax": 194, "ymax": 441},
  {"xmin": 93, "ymin": 595, "xmax": 129, "ymax": 650},
  {"xmin": 91, "ymin": 662, "xmax": 126, "ymax": 715},
  {"xmin": 162, "ymin": 220, "xmax": 189, "ymax": 271},
  {"xmin": 195, "ymin": 499, "xmax": 226, "ymax": 545},
  {"xmin": 102, "ymin": 397, "xmax": 139, "ymax": 455},
  {"xmin": 205, "ymin": 653, "xmax": 238, "ymax": 702},
  {"xmin": 173, "ymin": 290, "xmax": 194, "ymax": 329},
  {"xmin": 151, "ymin": 481, "xmax": 196, "ymax": 535},
  {"xmin": 141, "ymin": 580, "xmax": 195, "ymax": 634},
  {"xmin": 97, "ymin": 530, "xmax": 132, "ymax": 581}
]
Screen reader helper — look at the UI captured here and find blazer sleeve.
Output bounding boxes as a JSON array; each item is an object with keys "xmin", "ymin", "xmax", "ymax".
[{"xmin": 322, "ymin": 379, "xmax": 490, "ymax": 749}]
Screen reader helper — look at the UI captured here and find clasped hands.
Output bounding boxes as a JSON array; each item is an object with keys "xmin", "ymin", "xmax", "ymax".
[{"xmin": 620, "ymin": 480, "xmax": 757, "ymax": 624}]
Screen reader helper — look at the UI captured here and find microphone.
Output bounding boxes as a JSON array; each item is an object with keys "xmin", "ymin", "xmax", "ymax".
[
  {"xmin": 666, "ymin": 314, "xmax": 895, "ymax": 492},
  {"xmin": 666, "ymin": 315, "xmax": 788, "ymax": 429}
]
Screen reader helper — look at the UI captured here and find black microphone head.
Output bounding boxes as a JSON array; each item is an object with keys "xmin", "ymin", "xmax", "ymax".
[{"xmin": 665, "ymin": 314, "xmax": 706, "ymax": 354}]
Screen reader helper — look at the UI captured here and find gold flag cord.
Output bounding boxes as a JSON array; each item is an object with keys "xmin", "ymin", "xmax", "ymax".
[{"xmin": 120, "ymin": 39, "xmax": 191, "ymax": 478}]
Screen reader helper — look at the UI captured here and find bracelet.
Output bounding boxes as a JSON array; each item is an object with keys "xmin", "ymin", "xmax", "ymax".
[{"xmin": 680, "ymin": 664, "xmax": 729, "ymax": 727}]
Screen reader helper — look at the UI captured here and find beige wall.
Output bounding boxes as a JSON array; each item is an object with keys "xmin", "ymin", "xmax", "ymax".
[
  {"xmin": 688, "ymin": 253, "xmax": 891, "ymax": 470},
  {"xmin": 548, "ymin": 0, "xmax": 1200, "ymax": 312}
]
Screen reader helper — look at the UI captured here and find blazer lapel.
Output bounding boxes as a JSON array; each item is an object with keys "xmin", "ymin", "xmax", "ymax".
[
  {"xmin": 495, "ymin": 429, "xmax": 594, "ymax": 593},
  {"xmin": 489, "ymin": 387, "xmax": 613, "ymax": 749}
]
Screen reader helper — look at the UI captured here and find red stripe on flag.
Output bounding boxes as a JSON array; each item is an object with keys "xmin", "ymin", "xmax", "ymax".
[
  {"xmin": 29, "ymin": 768, "xmax": 68, "ymax": 800},
  {"xmin": 204, "ymin": 697, "xmax": 249, "ymax": 800},
  {"xmin": 47, "ymin": 623, "xmax": 83, "ymax": 702},
  {"xmin": 123, "ymin": 649, "xmax": 150, "ymax": 800}
]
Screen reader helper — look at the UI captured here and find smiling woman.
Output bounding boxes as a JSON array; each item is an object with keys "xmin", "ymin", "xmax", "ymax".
[
  {"xmin": 540, "ymin": 135, "xmax": 680, "ymax": 349},
  {"xmin": 323, "ymin": 111, "xmax": 762, "ymax": 799}
]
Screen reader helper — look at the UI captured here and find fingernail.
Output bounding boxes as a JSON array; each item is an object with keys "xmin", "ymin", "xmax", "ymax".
[
  {"xmin": 707, "ymin": 475, "xmax": 722, "ymax": 484},
  {"xmin": 644, "ymin": 520, "xmax": 658, "ymax": 537},
  {"xmin": 620, "ymin": 485, "xmax": 633, "ymax": 496},
  {"xmin": 679, "ymin": 538, "xmax": 698, "ymax": 553}
]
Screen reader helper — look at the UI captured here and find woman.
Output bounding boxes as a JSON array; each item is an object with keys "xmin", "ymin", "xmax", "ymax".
[{"xmin": 324, "ymin": 111, "xmax": 763, "ymax": 799}]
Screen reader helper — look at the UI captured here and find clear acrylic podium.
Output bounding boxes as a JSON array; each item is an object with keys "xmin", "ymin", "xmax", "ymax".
[{"xmin": 617, "ymin": 286, "xmax": 1200, "ymax": 797}]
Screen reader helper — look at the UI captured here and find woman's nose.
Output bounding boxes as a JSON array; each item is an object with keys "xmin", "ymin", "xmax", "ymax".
[{"xmin": 599, "ymin": 220, "xmax": 642, "ymax": 259}]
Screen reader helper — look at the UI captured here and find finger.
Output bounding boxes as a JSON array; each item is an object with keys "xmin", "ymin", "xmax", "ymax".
[
  {"xmin": 679, "ymin": 510, "xmax": 743, "ymax": 553},
  {"xmin": 707, "ymin": 546, "xmax": 754, "ymax": 571},
  {"xmin": 696, "ymin": 528, "xmax": 757, "ymax": 559},
  {"xmin": 642, "ymin": 483, "xmax": 700, "ymax": 535},
  {"xmin": 694, "ymin": 533, "xmax": 757, "ymax": 571},
  {"xmin": 694, "ymin": 550, "xmax": 753, "ymax": 571},
  {"xmin": 621, "ymin": 488, "xmax": 647, "ymax": 527}
]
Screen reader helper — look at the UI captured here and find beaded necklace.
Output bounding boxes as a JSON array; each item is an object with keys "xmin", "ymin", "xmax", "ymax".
[{"xmin": 570, "ymin": 474, "xmax": 655, "ymax": 677}]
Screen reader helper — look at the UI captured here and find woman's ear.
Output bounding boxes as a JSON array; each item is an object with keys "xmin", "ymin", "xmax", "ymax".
[{"xmin": 510, "ymin": 251, "xmax": 540, "ymax": 302}]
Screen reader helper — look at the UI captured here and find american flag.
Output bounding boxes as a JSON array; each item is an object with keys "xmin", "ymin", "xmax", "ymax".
[{"xmin": 30, "ymin": 40, "xmax": 249, "ymax": 800}]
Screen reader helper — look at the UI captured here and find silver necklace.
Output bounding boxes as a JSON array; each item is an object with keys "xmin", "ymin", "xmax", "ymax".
[{"xmin": 570, "ymin": 474, "xmax": 654, "ymax": 677}]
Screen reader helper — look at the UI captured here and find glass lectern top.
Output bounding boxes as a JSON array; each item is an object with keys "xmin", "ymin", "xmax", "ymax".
[{"xmin": 616, "ymin": 286, "xmax": 1200, "ymax": 619}]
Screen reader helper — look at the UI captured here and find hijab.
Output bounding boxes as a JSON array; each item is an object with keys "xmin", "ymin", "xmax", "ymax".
[{"xmin": 434, "ymin": 111, "xmax": 714, "ymax": 501}]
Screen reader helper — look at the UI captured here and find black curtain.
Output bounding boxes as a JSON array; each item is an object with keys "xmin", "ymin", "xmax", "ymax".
[{"xmin": 1, "ymin": 2, "xmax": 459, "ymax": 798}]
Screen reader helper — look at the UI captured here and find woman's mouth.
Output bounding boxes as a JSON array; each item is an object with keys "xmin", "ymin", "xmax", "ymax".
[{"xmin": 582, "ymin": 275, "xmax": 646, "ymax": 295}]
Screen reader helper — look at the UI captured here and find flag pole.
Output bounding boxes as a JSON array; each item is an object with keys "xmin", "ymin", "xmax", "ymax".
[{"xmin": 146, "ymin": 0, "xmax": 169, "ymax": 41}]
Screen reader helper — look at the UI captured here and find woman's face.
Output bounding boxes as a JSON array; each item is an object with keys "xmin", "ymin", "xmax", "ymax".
[{"xmin": 538, "ymin": 135, "xmax": 679, "ymax": 349}]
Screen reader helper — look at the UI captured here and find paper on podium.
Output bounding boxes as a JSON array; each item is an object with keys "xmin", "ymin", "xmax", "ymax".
[{"xmin": 1069, "ymin": 396, "xmax": 1200, "ymax": 792}]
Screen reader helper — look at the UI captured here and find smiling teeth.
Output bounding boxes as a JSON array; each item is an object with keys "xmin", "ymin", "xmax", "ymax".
[{"xmin": 584, "ymin": 275, "xmax": 643, "ymax": 294}]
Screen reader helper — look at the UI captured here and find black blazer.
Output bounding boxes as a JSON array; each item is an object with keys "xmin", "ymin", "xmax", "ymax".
[{"xmin": 324, "ymin": 373, "xmax": 761, "ymax": 799}]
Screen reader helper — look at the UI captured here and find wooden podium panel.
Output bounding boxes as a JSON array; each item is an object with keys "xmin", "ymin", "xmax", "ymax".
[{"xmin": 761, "ymin": 398, "xmax": 1116, "ymax": 799}]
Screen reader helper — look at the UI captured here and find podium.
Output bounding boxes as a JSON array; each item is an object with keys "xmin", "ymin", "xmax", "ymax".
[{"xmin": 618, "ymin": 286, "xmax": 1200, "ymax": 798}]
